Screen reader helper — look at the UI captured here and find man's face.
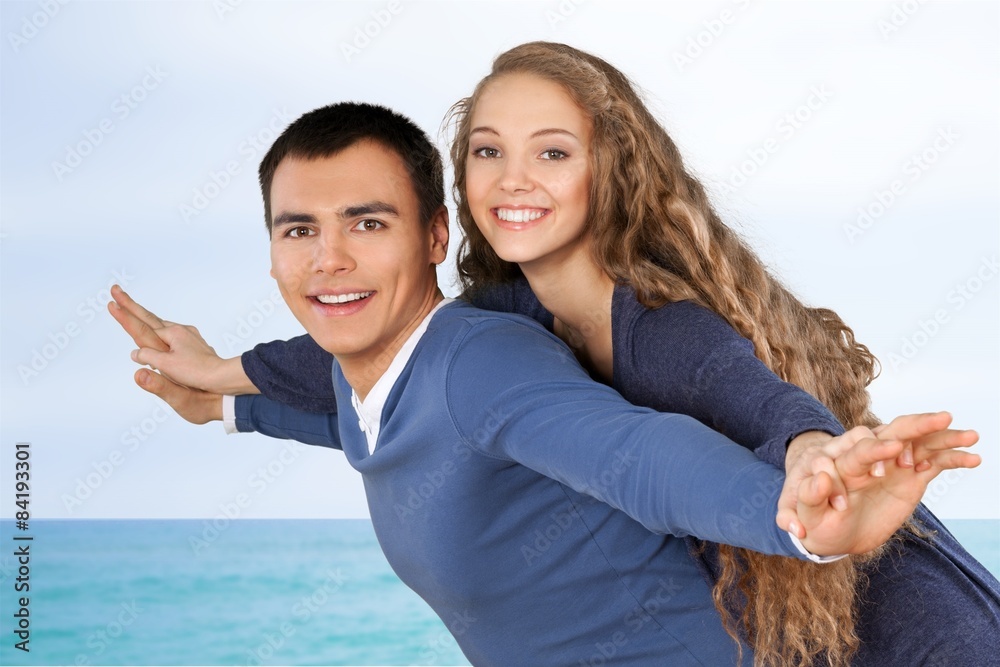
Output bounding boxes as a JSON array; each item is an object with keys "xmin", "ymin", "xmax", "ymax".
[{"xmin": 269, "ymin": 141, "xmax": 448, "ymax": 372}]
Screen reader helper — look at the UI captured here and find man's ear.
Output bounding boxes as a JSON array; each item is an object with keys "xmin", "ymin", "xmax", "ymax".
[{"xmin": 428, "ymin": 206, "xmax": 449, "ymax": 265}]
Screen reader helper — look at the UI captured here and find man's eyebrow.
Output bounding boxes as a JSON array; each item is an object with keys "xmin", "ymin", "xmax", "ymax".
[
  {"xmin": 273, "ymin": 212, "xmax": 318, "ymax": 228},
  {"xmin": 469, "ymin": 126, "xmax": 580, "ymax": 141},
  {"xmin": 341, "ymin": 201, "xmax": 400, "ymax": 219},
  {"xmin": 272, "ymin": 202, "xmax": 400, "ymax": 227}
]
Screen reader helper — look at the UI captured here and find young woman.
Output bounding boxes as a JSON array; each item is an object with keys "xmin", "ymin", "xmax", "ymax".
[{"xmin": 119, "ymin": 44, "xmax": 1000, "ymax": 665}]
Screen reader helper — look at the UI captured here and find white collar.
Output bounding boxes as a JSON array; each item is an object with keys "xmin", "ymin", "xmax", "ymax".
[{"xmin": 350, "ymin": 298, "xmax": 454, "ymax": 455}]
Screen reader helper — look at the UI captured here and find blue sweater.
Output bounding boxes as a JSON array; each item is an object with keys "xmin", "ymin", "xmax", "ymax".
[
  {"xmin": 236, "ymin": 300, "xmax": 814, "ymax": 665},
  {"xmin": 241, "ymin": 282, "xmax": 1000, "ymax": 665}
]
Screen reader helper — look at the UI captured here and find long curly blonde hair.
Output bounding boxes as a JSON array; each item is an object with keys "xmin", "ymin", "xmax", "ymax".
[{"xmin": 448, "ymin": 41, "xmax": 887, "ymax": 666}]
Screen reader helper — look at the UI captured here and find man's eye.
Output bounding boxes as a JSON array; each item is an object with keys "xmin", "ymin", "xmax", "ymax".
[
  {"xmin": 355, "ymin": 219, "xmax": 384, "ymax": 231},
  {"xmin": 286, "ymin": 226, "xmax": 313, "ymax": 238}
]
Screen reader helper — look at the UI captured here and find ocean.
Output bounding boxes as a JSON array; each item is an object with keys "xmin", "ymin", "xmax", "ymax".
[{"xmin": 1, "ymin": 519, "xmax": 997, "ymax": 666}]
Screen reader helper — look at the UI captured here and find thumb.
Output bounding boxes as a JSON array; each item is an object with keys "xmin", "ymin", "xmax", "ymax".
[
  {"xmin": 134, "ymin": 368, "xmax": 180, "ymax": 402},
  {"xmin": 792, "ymin": 471, "xmax": 834, "ymax": 538}
]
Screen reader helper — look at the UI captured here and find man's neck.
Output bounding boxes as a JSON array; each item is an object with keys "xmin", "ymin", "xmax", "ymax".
[{"xmin": 339, "ymin": 287, "xmax": 444, "ymax": 401}]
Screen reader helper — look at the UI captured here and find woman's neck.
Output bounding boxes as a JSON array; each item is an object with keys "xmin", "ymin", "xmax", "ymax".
[{"xmin": 520, "ymin": 248, "xmax": 616, "ymax": 382}]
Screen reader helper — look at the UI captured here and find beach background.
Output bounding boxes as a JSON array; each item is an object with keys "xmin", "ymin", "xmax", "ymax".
[
  {"xmin": 1, "ymin": 1, "xmax": 997, "ymax": 665},
  {"xmin": 0, "ymin": 518, "xmax": 995, "ymax": 666}
]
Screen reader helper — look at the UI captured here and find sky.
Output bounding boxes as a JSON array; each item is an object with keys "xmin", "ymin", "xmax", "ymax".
[{"xmin": 1, "ymin": 0, "xmax": 998, "ymax": 522}]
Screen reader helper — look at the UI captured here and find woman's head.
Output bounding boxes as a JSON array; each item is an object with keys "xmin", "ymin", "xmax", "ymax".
[
  {"xmin": 463, "ymin": 72, "xmax": 593, "ymax": 273},
  {"xmin": 449, "ymin": 41, "xmax": 711, "ymax": 293}
]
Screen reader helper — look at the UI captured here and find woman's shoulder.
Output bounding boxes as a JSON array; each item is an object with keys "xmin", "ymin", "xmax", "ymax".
[
  {"xmin": 465, "ymin": 279, "xmax": 553, "ymax": 329},
  {"xmin": 614, "ymin": 285, "xmax": 749, "ymax": 349}
]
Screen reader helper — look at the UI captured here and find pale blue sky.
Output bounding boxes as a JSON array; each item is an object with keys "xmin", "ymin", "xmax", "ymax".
[{"xmin": 2, "ymin": 0, "xmax": 997, "ymax": 521}]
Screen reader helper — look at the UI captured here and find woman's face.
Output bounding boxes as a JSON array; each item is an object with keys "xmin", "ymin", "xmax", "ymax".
[{"xmin": 465, "ymin": 73, "xmax": 593, "ymax": 272}]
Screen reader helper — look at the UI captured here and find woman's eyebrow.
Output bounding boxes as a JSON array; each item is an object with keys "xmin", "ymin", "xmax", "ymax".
[{"xmin": 470, "ymin": 126, "xmax": 579, "ymax": 141}]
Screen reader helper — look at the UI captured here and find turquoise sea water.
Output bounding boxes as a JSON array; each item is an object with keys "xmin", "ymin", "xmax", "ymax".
[{"xmin": 0, "ymin": 519, "xmax": 997, "ymax": 666}]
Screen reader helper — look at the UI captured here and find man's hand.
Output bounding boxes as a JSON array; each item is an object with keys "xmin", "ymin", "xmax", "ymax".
[
  {"xmin": 873, "ymin": 411, "xmax": 979, "ymax": 472},
  {"xmin": 134, "ymin": 368, "xmax": 223, "ymax": 425},
  {"xmin": 108, "ymin": 285, "xmax": 258, "ymax": 395},
  {"xmin": 780, "ymin": 413, "xmax": 980, "ymax": 556}
]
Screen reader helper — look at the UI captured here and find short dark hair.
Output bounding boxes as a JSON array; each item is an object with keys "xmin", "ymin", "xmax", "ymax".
[{"xmin": 258, "ymin": 102, "xmax": 445, "ymax": 234}]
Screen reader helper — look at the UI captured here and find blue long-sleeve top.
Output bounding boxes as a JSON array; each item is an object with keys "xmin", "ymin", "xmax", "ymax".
[
  {"xmin": 242, "ymin": 281, "xmax": 845, "ymax": 467},
  {"xmin": 235, "ymin": 300, "xmax": 816, "ymax": 665}
]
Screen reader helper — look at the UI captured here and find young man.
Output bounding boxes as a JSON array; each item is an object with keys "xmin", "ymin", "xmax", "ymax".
[{"xmin": 110, "ymin": 103, "xmax": 977, "ymax": 665}]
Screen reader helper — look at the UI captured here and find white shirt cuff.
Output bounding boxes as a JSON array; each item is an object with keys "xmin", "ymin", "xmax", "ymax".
[
  {"xmin": 788, "ymin": 531, "xmax": 848, "ymax": 563},
  {"xmin": 222, "ymin": 395, "xmax": 238, "ymax": 434}
]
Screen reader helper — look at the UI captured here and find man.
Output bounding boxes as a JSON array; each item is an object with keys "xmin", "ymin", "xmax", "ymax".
[{"xmin": 110, "ymin": 102, "xmax": 975, "ymax": 665}]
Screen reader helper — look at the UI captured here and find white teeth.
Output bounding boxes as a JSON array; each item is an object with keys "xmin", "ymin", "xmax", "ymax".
[
  {"xmin": 496, "ymin": 208, "xmax": 546, "ymax": 223},
  {"xmin": 316, "ymin": 292, "xmax": 373, "ymax": 304}
]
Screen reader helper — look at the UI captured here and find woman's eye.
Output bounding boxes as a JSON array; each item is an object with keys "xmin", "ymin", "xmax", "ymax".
[
  {"xmin": 541, "ymin": 149, "xmax": 568, "ymax": 160},
  {"xmin": 473, "ymin": 147, "xmax": 500, "ymax": 159},
  {"xmin": 354, "ymin": 219, "xmax": 384, "ymax": 232}
]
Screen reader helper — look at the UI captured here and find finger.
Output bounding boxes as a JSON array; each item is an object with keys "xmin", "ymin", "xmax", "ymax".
[
  {"xmin": 134, "ymin": 368, "xmax": 183, "ymax": 401},
  {"xmin": 897, "ymin": 444, "xmax": 914, "ymax": 469},
  {"xmin": 822, "ymin": 426, "xmax": 875, "ymax": 458},
  {"xmin": 108, "ymin": 299, "xmax": 170, "ymax": 352},
  {"xmin": 111, "ymin": 285, "xmax": 167, "ymax": 332},
  {"xmin": 876, "ymin": 412, "xmax": 953, "ymax": 442},
  {"xmin": 776, "ymin": 503, "xmax": 801, "ymax": 536},
  {"xmin": 911, "ymin": 430, "xmax": 979, "ymax": 470},
  {"xmin": 776, "ymin": 485, "xmax": 801, "ymax": 534},
  {"xmin": 918, "ymin": 451, "xmax": 982, "ymax": 474},
  {"xmin": 809, "ymin": 455, "xmax": 848, "ymax": 511},
  {"xmin": 131, "ymin": 347, "xmax": 169, "ymax": 371},
  {"xmin": 792, "ymin": 472, "xmax": 835, "ymax": 537},
  {"xmin": 911, "ymin": 429, "xmax": 980, "ymax": 454},
  {"xmin": 836, "ymin": 437, "xmax": 905, "ymax": 478}
]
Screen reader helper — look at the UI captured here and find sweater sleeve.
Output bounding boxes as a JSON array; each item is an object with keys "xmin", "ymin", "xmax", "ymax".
[
  {"xmin": 623, "ymin": 301, "xmax": 845, "ymax": 468},
  {"xmin": 240, "ymin": 335, "xmax": 337, "ymax": 414},
  {"xmin": 234, "ymin": 393, "xmax": 342, "ymax": 450},
  {"xmin": 445, "ymin": 317, "xmax": 806, "ymax": 559}
]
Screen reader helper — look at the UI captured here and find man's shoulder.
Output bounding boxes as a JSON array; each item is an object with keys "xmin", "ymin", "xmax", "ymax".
[
  {"xmin": 432, "ymin": 299, "xmax": 555, "ymax": 339},
  {"xmin": 423, "ymin": 300, "xmax": 574, "ymax": 376}
]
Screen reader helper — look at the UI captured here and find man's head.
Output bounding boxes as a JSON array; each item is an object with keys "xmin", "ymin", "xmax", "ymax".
[
  {"xmin": 262, "ymin": 103, "xmax": 449, "ymax": 386},
  {"xmin": 259, "ymin": 102, "xmax": 445, "ymax": 234}
]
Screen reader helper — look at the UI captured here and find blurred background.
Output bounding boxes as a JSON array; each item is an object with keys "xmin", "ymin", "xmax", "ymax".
[{"xmin": 1, "ymin": 1, "xmax": 997, "ymax": 664}]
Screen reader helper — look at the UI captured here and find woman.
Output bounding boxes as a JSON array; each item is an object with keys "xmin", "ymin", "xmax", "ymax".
[{"xmin": 121, "ymin": 44, "xmax": 1000, "ymax": 665}]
